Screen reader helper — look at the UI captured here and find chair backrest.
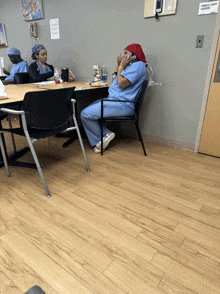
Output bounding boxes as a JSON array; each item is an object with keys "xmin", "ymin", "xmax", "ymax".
[
  {"xmin": 22, "ymin": 87, "xmax": 75, "ymax": 130},
  {"xmin": 146, "ymin": 63, "xmax": 153, "ymax": 86},
  {"xmin": 134, "ymin": 80, "xmax": 148, "ymax": 120},
  {"xmin": 14, "ymin": 72, "xmax": 30, "ymax": 84}
]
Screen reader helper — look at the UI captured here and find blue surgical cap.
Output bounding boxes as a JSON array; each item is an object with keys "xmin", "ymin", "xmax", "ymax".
[
  {"xmin": 7, "ymin": 48, "xmax": 20, "ymax": 56},
  {"xmin": 31, "ymin": 44, "xmax": 45, "ymax": 60}
]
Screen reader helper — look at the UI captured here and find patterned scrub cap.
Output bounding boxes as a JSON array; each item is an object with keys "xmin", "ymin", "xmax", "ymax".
[{"xmin": 31, "ymin": 44, "xmax": 45, "ymax": 60}]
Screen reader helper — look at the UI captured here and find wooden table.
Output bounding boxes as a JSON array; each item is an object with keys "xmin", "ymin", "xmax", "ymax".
[
  {"xmin": 0, "ymin": 81, "xmax": 109, "ymax": 168},
  {"xmin": 0, "ymin": 80, "xmax": 110, "ymax": 107}
]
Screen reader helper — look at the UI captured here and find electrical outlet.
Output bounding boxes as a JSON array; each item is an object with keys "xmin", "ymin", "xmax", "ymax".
[{"xmin": 196, "ymin": 35, "xmax": 204, "ymax": 48}]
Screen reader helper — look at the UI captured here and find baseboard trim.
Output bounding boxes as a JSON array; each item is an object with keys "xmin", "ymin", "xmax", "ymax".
[{"xmin": 143, "ymin": 134, "xmax": 195, "ymax": 152}]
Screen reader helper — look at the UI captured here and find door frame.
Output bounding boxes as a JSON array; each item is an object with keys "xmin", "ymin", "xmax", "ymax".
[{"xmin": 194, "ymin": 9, "xmax": 220, "ymax": 153}]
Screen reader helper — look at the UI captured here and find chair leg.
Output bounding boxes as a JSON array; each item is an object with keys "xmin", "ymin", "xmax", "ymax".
[
  {"xmin": 101, "ymin": 100, "xmax": 104, "ymax": 155},
  {"xmin": 101, "ymin": 120, "xmax": 104, "ymax": 155},
  {"xmin": 73, "ymin": 116, "xmax": 90, "ymax": 172},
  {"xmin": 48, "ymin": 137, "xmax": 52, "ymax": 156},
  {"xmin": 7, "ymin": 114, "xmax": 17, "ymax": 154},
  {"xmin": 135, "ymin": 122, "xmax": 147, "ymax": 156},
  {"xmin": 25, "ymin": 132, "xmax": 51, "ymax": 197},
  {"xmin": 0, "ymin": 133, "xmax": 10, "ymax": 177}
]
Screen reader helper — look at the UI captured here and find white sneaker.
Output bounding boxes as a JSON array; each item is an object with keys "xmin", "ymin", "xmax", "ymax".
[{"xmin": 96, "ymin": 132, "xmax": 115, "ymax": 149}]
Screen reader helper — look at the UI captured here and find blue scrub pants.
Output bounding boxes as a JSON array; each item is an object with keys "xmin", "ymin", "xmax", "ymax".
[{"xmin": 80, "ymin": 99, "xmax": 134, "ymax": 146}]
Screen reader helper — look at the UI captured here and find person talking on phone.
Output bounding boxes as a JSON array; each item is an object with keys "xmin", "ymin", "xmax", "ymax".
[{"xmin": 80, "ymin": 43, "xmax": 147, "ymax": 153}]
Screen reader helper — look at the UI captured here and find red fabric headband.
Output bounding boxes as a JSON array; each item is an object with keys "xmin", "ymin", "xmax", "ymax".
[{"xmin": 124, "ymin": 43, "xmax": 146, "ymax": 64}]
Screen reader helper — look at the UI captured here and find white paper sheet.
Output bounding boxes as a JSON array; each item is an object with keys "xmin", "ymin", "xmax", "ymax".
[
  {"xmin": 34, "ymin": 81, "xmax": 55, "ymax": 85},
  {"xmin": 198, "ymin": 1, "xmax": 219, "ymax": 15},
  {"xmin": 50, "ymin": 18, "xmax": 60, "ymax": 40},
  {"xmin": 0, "ymin": 57, "xmax": 4, "ymax": 76},
  {"xmin": 0, "ymin": 79, "xmax": 8, "ymax": 97}
]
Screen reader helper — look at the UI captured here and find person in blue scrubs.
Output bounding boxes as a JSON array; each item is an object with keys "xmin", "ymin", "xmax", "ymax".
[
  {"xmin": 3, "ymin": 48, "xmax": 29, "ymax": 84},
  {"xmin": 29, "ymin": 44, "xmax": 54, "ymax": 83},
  {"xmin": 80, "ymin": 43, "xmax": 147, "ymax": 153}
]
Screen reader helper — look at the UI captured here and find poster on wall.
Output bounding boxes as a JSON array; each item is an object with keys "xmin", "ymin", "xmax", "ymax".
[
  {"xmin": 21, "ymin": 0, "xmax": 43, "ymax": 21},
  {"xmin": 0, "ymin": 23, "xmax": 7, "ymax": 48}
]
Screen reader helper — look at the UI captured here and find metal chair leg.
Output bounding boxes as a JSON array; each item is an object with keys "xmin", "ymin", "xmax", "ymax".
[
  {"xmin": 0, "ymin": 133, "xmax": 10, "ymax": 177},
  {"xmin": 24, "ymin": 131, "xmax": 51, "ymax": 197},
  {"xmin": 73, "ymin": 116, "xmax": 90, "ymax": 172},
  {"xmin": 7, "ymin": 114, "xmax": 17, "ymax": 153},
  {"xmin": 101, "ymin": 100, "xmax": 104, "ymax": 155},
  {"xmin": 135, "ymin": 122, "xmax": 147, "ymax": 156}
]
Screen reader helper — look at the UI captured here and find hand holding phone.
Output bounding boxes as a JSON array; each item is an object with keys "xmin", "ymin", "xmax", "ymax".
[{"xmin": 126, "ymin": 52, "xmax": 136, "ymax": 60}]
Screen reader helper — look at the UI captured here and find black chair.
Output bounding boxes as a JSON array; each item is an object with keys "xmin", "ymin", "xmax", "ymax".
[
  {"xmin": 0, "ymin": 112, "xmax": 7, "ymax": 122},
  {"xmin": 0, "ymin": 87, "xmax": 90, "ymax": 197},
  {"xmin": 100, "ymin": 80, "xmax": 148, "ymax": 155},
  {"xmin": 24, "ymin": 286, "xmax": 46, "ymax": 294},
  {"xmin": 14, "ymin": 72, "xmax": 30, "ymax": 84},
  {"xmin": 0, "ymin": 112, "xmax": 7, "ymax": 161}
]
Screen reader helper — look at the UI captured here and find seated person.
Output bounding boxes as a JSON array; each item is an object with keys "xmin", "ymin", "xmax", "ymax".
[
  {"xmin": 2, "ymin": 48, "xmax": 29, "ymax": 84},
  {"xmin": 80, "ymin": 43, "xmax": 147, "ymax": 154},
  {"xmin": 29, "ymin": 44, "xmax": 54, "ymax": 83}
]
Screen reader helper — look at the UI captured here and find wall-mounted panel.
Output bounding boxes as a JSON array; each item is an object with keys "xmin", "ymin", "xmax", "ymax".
[{"xmin": 144, "ymin": 0, "xmax": 177, "ymax": 18}]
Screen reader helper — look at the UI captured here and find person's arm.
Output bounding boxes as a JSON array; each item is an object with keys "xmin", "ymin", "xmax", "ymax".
[
  {"xmin": 2, "ymin": 68, "xmax": 10, "ymax": 76},
  {"xmin": 2, "ymin": 78, "xmax": 14, "ymax": 85},
  {"xmin": 117, "ymin": 53, "xmax": 134, "ymax": 88},
  {"xmin": 29, "ymin": 62, "xmax": 54, "ymax": 83}
]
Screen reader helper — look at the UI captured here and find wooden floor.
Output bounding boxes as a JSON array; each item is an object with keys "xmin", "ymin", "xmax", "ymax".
[{"xmin": 1, "ymin": 119, "xmax": 220, "ymax": 294}]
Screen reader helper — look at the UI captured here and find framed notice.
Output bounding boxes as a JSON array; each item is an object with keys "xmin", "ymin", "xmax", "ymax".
[
  {"xmin": 0, "ymin": 23, "xmax": 7, "ymax": 48},
  {"xmin": 144, "ymin": 0, "xmax": 178, "ymax": 18}
]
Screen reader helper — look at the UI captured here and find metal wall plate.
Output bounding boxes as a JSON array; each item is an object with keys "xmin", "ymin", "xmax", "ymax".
[{"xmin": 196, "ymin": 35, "xmax": 204, "ymax": 48}]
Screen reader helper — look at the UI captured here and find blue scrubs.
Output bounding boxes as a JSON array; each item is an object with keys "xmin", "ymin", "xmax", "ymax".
[
  {"xmin": 5, "ymin": 60, "xmax": 29, "ymax": 81},
  {"xmin": 36, "ymin": 61, "xmax": 52, "ymax": 74},
  {"xmin": 81, "ymin": 61, "xmax": 147, "ymax": 146}
]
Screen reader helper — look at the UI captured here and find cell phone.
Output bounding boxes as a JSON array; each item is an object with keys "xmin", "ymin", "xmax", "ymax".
[
  {"xmin": 156, "ymin": 0, "xmax": 163, "ymax": 13},
  {"xmin": 127, "ymin": 52, "xmax": 136, "ymax": 59}
]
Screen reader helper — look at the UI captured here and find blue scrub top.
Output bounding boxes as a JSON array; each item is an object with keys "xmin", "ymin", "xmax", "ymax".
[
  {"xmin": 5, "ymin": 60, "xmax": 29, "ymax": 80},
  {"xmin": 36, "ymin": 62, "xmax": 52, "ymax": 74},
  {"xmin": 108, "ymin": 61, "xmax": 147, "ymax": 110}
]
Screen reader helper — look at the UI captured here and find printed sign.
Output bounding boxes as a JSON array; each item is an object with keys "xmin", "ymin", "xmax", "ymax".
[{"xmin": 198, "ymin": 1, "xmax": 219, "ymax": 15}]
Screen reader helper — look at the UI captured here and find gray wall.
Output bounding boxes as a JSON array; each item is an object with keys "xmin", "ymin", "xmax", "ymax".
[{"xmin": 0, "ymin": 0, "xmax": 218, "ymax": 150}]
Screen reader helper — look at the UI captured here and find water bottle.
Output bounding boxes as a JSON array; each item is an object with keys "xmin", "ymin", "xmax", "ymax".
[{"xmin": 102, "ymin": 66, "xmax": 107, "ymax": 82}]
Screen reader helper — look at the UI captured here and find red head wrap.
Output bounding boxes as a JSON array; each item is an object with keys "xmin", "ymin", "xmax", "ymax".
[{"xmin": 124, "ymin": 43, "xmax": 146, "ymax": 64}]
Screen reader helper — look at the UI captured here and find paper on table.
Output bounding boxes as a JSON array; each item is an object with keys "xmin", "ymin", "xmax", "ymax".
[
  {"xmin": 0, "ymin": 57, "xmax": 4, "ymax": 76},
  {"xmin": 34, "ymin": 81, "xmax": 55, "ymax": 85},
  {"xmin": 0, "ymin": 79, "xmax": 8, "ymax": 98}
]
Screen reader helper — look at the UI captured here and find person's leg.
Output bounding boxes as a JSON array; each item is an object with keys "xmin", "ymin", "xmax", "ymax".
[
  {"xmin": 80, "ymin": 99, "xmax": 134, "ymax": 147},
  {"xmin": 80, "ymin": 99, "xmax": 110, "ymax": 146}
]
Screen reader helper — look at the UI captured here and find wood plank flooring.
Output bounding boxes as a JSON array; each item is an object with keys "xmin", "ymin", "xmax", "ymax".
[{"xmin": 0, "ymin": 118, "xmax": 220, "ymax": 294}]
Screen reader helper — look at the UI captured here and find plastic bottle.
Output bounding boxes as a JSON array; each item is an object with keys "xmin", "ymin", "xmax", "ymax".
[
  {"xmin": 54, "ymin": 68, "xmax": 60, "ymax": 84},
  {"xmin": 102, "ymin": 66, "xmax": 107, "ymax": 82},
  {"xmin": 93, "ymin": 65, "xmax": 101, "ymax": 81}
]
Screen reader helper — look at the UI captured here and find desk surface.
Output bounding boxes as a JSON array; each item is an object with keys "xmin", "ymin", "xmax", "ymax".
[{"xmin": 0, "ymin": 80, "xmax": 110, "ymax": 106}]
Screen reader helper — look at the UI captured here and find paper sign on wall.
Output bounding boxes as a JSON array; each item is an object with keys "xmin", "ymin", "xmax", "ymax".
[
  {"xmin": 50, "ymin": 18, "xmax": 60, "ymax": 39},
  {"xmin": 198, "ymin": 1, "xmax": 219, "ymax": 15}
]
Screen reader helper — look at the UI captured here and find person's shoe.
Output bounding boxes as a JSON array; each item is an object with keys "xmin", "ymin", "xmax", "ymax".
[
  {"xmin": 96, "ymin": 132, "xmax": 115, "ymax": 149},
  {"xmin": 93, "ymin": 146, "xmax": 105, "ymax": 153}
]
